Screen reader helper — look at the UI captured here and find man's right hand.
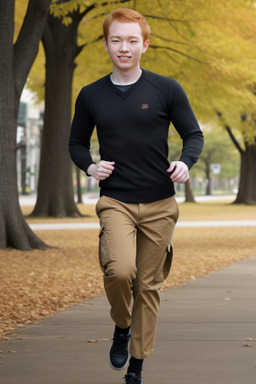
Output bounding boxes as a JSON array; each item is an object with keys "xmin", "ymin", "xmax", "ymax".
[{"xmin": 87, "ymin": 161, "xmax": 115, "ymax": 180}]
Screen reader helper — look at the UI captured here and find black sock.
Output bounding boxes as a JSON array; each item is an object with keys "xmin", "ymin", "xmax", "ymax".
[
  {"xmin": 127, "ymin": 356, "xmax": 144, "ymax": 377},
  {"xmin": 115, "ymin": 324, "xmax": 130, "ymax": 337}
]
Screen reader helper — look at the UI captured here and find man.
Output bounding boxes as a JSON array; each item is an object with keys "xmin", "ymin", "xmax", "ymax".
[{"xmin": 69, "ymin": 8, "xmax": 204, "ymax": 384}]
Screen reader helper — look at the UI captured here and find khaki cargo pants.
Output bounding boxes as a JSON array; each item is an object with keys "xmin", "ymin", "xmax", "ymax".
[{"xmin": 96, "ymin": 195, "xmax": 179, "ymax": 359}]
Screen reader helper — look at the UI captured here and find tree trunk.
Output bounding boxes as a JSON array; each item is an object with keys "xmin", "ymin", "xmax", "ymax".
[
  {"xmin": 224, "ymin": 124, "xmax": 256, "ymax": 205},
  {"xmin": 0, "ymin": 81, "xmax": 47, "ymax": 249},
  {"xmin": 76, "ymin": 167, "xmax": 83, "ymax": 204},
  {"xmin": 0, "ymin": 0, "xmax": 51, "ymax": 250},
  {"xmin": 234, "ymin": 143, "xmax": 256, "ymax": 205},
  {"xmin": 20, "ymin": 139, "xmax": 27, "ymax": 194},
  {"xmin": 205, "ymin": 160, "xmax": 211, "ymax": 195},
  {"xmin": 184, "ymin": 179, "xmax": 196, "ymax": 202},
  {"xmin": 31, "ymin": 11, "xmax": 83, "ymax": 217}
]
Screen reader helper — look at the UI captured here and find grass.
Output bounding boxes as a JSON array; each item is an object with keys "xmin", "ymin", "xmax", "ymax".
[{"xmin": 0, "ymin": 199, "xmax": 255, "ymax": 341}]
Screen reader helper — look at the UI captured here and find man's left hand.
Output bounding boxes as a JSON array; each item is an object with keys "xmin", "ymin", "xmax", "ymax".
[{"xmin": 167, "ymin": 161, "xmax": 189, "ymax": 184}]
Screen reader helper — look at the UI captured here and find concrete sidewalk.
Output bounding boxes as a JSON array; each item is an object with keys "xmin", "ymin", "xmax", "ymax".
[
  {"xmin": 0, "ymin": 256, "xmax": 255, "ymax": 384},
  {"xmin": 28, "ymin": 220, "xmax": 256, "ymax": 231},
  {"xmin": 19, "ymin": 193, "xmax": 237, "ymax": 207}
]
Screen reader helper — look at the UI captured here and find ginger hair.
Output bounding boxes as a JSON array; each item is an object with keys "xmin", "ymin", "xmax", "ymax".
[{"xmin": 103, "ymin": 8, "xmax": 150, "ymax": 42}]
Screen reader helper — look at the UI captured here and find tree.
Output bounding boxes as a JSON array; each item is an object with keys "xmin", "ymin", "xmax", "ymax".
[
  {"xmin": 198, "ymin": 124, "xmax": 239, "ymax": 196},
  {"xmin": 168, "ymin": 129, "xmax": 197, "ymax": 202},
  {"xmin": 184, "ymin": 179, "xmax": 196, "ymax": 203},
  {"xmin": 0, "ymin": 0, "xmax": 51, "ymax": 250},
  {"xmin": 186, "ymin": 1, "xmax": 256, "ymax": 204},
  {"xmin": 30, "ymin": 8, "xmax": 85, "ymax": 217},
  {"xmin": 220, "ymin": 116, "xmax": 256, "ymax": 204}
]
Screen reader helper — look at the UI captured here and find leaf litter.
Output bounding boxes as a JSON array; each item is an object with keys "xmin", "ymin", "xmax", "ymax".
[{"xmin": 0, "ymin": 203, "xmax": 255, "ymax": 341}]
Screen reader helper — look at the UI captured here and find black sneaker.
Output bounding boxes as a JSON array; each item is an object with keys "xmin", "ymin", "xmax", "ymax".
[
  {"xmin": 124, "ymin": 373, "xmax": 144, "ymax": 384},
  {"xmin": 109, "ymin": 328, "xmax": 131, "ymax": 370}
]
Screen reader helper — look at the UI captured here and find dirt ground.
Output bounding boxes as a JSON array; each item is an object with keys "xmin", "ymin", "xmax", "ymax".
[{"xmin": 0, "ymin": 201, "xmax": 255, "ymax": 341}]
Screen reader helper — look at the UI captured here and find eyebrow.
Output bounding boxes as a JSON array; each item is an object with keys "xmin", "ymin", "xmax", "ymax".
[{"xmin": 110, "ymin": 35, "xmax": 140, "ymax": 39}]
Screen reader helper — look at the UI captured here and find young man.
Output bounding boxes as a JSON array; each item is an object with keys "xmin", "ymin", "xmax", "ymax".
[{"xmin": 69, "ymin": 8, "xmax": 204, "ymax": 384}]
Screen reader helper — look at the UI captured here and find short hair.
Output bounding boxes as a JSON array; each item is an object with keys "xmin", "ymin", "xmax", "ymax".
[{"xmin": 103, "ymin": 8, "xmax": 150, "ymax": 42}]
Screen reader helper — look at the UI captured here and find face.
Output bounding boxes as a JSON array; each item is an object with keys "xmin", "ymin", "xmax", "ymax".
[{"xmin": 103, "ymin": 20, "xmax": 149, "ymax": 73}]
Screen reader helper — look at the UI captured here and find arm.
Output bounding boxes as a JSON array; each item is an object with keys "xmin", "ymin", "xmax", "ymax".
[
  {"xmin": 69, "ymin": 88, "xmax": 115, "ymax": 180},
  {"xmin": 167, "ymin": 81, "xmax": 204, "ymax": 183},
  {"xmin": 69, "ymin": 88, "xmax": 96, "ymax": 175}
]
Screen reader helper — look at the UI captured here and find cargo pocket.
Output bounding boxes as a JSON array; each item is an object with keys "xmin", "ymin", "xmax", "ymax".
[
  {"xmin": 154, "ymin": 242, "xmax": 173, "ymax": 283},
  {"xmin": 98, "ymin": 226, "xmax": 111, "ymax": 272}
]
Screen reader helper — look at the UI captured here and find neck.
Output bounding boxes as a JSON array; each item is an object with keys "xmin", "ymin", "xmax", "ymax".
[{"xmin": 111, "ymin": 67, "xmax": 142, "ymax": 85}]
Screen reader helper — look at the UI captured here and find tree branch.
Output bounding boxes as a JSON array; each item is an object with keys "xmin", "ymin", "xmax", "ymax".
[
  {"xmin": 150, "ymin": 44, "xmax": 205, "ymax": 64},
  {"xmin": 151, "ymin": 33, "xmax": 204, "ymax": 54},
  {"xmin": 144, "ymin": 14, "xmax": 201, "ymax": 24},
  {"xmin": 100, "ymin": 0, "xmax": 130, "ymax": 7},
  {"xmin": 217, "ymin": 112, "xmax": 244, "ymax": 154},
  {"xmin": 14, "ymin": 0, "xmax": 52, "ymax": 98},
  {"xmin": 41, "ymin": 16, "xmax": 53, "ymax": 56},
  {"xmin": 225, "ymin": 125, "xmax": 244, "ymax": 154}
]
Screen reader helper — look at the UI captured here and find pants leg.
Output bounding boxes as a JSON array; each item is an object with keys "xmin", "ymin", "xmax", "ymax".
[
  {"xmin": 96, "ymin": 196, "xmax": 137, "ymax": 329},
  {"xmin": 130, "ymin": 197, "xmax": 179, "ymax": 359}
]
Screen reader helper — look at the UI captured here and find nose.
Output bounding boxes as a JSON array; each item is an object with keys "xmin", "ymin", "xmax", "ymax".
[{"xmin": 119, "ymin": 41, "xmax": 129, "ymax": 52}]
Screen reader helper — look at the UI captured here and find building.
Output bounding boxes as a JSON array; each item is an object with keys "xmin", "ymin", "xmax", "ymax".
[{"xmin": 17, "ymin": 99, "xmax": 44, "ymax": 194}]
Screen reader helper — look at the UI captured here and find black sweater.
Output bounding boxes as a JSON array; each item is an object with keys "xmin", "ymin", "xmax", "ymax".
[{"xmin": 69, "ymin": 69, "xmax": 204, "ymax": 203}]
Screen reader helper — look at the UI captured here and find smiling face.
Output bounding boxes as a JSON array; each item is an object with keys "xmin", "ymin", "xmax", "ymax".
[{"xmin": 103, "ymin": 20, "xmax": 149, "ymax": 76}]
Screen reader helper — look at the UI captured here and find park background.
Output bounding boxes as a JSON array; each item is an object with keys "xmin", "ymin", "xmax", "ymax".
[{"xmin": 0, "ymin": 0, "xmax": 256, "ymax": 342}]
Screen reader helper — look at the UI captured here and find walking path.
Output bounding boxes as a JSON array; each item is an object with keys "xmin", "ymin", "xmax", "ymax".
[
  {"xmin": 20, "ymin": 193, "xmax": 256, "ymax": 230},
  {"xmin": 0, "ymin": 256, "xmax": 255, "ymax": 384},
  {"xmin": 19, "ymin": 193, "xmax": 237, "ymax": 207},
  {"xmin": 27, "ymin": 220, "xmax": 256, "ymax": 230}
]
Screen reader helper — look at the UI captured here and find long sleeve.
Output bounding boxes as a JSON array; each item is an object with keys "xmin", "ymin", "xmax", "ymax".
[
  {"xmin": 69, "ymin": 88, "xmax": 95, "ymax": 174},
  {"xmin": 169, "ymin": 81, "xmax": 204, "ymax": 169}
]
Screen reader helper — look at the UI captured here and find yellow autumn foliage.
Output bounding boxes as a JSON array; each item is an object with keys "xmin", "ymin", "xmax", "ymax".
[{"xmin": 15, "ymin": 0, "xmax": 256, "ymax": 145}]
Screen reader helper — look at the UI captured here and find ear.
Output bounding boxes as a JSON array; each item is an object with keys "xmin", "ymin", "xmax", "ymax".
[
  {"xmin": 142, "ymin": 39, "xmax": 150, "ymax": 54},
  {"xmin": 103, "ymin": 37, "xmax": 108, "ymax": 52}
]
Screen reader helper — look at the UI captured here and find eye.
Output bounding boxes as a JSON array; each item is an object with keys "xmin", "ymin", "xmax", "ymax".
[
  {"xmin": 130, "ymin": 40, "xmax": 138, "ymax": 44},
  {"xmin": 111, "ymin": 39, "xmax": 120, "ymax": 43}
]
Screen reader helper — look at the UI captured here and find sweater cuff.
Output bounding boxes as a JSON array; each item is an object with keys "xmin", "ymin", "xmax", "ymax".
[
  {"xmin": 86, "ymin": 162, "xmax": 96, "ymax": 177},
  {"xmin": 178, "ymin": 156, "xmax": 194, "ymax": 170}
]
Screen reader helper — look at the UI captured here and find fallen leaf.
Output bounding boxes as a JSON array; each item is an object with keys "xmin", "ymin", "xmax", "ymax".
[
  {"xmin": 87, "ymin": 338, "xmax": 111, "ymax": 343},
  {"xmin": 0, "ymin": 219, "xmax": 255, "ymax": 341}
]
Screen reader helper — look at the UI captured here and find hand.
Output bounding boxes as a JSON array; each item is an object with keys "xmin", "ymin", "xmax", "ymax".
[
  {"xmin": 87, "ymin": 161, "xmax": 115, "ymax": 180},
  {"xmin": 167, "ymin": 161, "xmax": 189, "ymax": 184}
]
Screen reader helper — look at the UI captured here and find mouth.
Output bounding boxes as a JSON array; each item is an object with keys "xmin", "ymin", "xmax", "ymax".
[{"xmin": 118, "ymin": 56, "xmax": 131, "ymax": 62}]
